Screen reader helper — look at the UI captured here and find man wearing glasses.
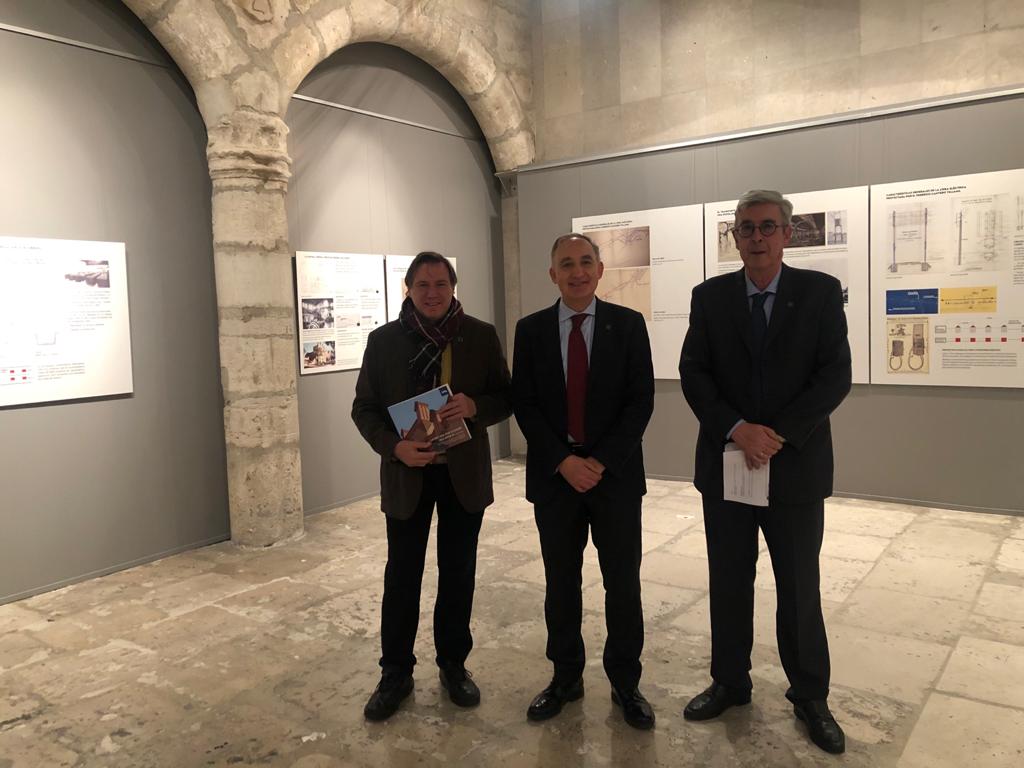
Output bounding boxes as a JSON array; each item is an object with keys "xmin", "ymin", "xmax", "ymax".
[{"xmin": 678, "ymin": 190, "xmax": 852, "ymax": 754}]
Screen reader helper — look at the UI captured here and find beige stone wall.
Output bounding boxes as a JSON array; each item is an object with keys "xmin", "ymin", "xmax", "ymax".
[{"xmin": 533, "ymin": 0, "xmax": 1024, "ymax": 163}]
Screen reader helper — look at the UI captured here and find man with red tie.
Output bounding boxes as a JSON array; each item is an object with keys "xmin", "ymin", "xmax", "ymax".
[{"xmin": 512, "ymin": 233, "xmax": 656, "ymax": 730}]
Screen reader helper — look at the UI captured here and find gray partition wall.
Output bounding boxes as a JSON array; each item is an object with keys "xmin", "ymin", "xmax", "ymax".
[
  {"xmin": 0, "ymin": 1, "xmax": 228, "ymax": 604},
  {"xmin": 518, "ymin": 94, "xmax": 1024, "ymax": 515},
  {"xmin": 287, "ymin": 44, "xmax": 507, "ymax": 515}
]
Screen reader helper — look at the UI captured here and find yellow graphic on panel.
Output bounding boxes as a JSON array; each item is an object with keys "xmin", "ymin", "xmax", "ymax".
[{"xmin": 939, "ymin": 286, "xmax": 997, "ymax": 313}]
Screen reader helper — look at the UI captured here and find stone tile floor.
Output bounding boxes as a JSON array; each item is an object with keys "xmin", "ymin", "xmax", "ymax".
[{"xmin": 2, "ymin": 459, "xmax": 1023, "ymax": 767}]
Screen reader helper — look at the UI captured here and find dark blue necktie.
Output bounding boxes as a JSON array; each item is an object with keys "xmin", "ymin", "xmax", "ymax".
[
  {"xmin": 751, "ymin": 292, "xmax": 769, "ymax": 353},
  {"xmin": 751, "ymin": 292, "xmax": 769, "ymax": 415}
]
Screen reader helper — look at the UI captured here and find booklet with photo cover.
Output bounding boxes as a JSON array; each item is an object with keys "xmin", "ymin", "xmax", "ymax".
[{"xmin": 387, "ymin": 383, "xmax": 471, "ymax": 452}]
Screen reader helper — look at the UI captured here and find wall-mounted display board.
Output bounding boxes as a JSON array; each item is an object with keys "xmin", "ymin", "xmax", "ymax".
[
  {"xmin": 385, "ymin": 254, "xmax": 458, "ymax": 322},
  {"xmin": 704, "ymin": 187, "xmax": 871, "ymax": 384},
  {"xmin": 0, "ymin": 236, "xmax": 133, "ymax": 407},
  {"xmin": 295, "ymin": 251, "xmax": 386, "ymax": 374},
  {"xmin": 870, "ymin": 169, "xmax": 1024, "ymax": 388},
  {"xmin": 571, "ymin": 205, "xmax": 704, "ymax": 379}
]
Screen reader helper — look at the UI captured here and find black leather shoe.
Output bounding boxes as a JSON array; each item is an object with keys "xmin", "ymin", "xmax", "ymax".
[
  {"xmin": 439, "ymin": 665, "xmax": 481, "ymax": 707},
  {"xmin": 364, "ymin": 670, "xmax": 414, "ymax": 721},
  {"xmin": 793, "ymin": 699, "xmax": 846, "ymax": 754},
  {"xmin": 611, "ymin": 687, "xmax": 655, "ymax": 730},
  {"xmin": 526, "ymin": 678, "xmax": 584, "ymax": 721},
  {"xmin": 682, "ymin": 681, "xmax": 752, "ymax": 721}
]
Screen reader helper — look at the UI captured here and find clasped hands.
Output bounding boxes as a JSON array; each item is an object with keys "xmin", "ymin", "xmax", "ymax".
[
  {"xmin": 393, "ymin": 393, "xmax": 477, "ymax": 468},
  {"xmin": 557, "ymin": 454, "xmax": 606, "ymax": 493},
  {"xmin": 731, "ymin": 422, "xmax": 784, "ymax": 470}
]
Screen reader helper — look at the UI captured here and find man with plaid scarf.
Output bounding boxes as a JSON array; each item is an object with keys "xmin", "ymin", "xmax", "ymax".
[{"xmin": 352, "ymin": 251, "xmax": 512, "ymax": 721}]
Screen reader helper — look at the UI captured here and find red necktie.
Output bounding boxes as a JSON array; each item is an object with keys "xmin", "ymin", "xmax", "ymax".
[{"xmin": 567, "ymin": 313, "xmax": 588, "ymax": 442}]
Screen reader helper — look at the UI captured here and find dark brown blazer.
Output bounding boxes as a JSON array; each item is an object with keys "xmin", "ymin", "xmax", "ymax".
[
  {"xmin": 679, "ymin": 263, "xmax": 852, "ymax": 503},
  {"xmin": 352, "ymin": 315, "xmax": 512, "ymax": 519}
]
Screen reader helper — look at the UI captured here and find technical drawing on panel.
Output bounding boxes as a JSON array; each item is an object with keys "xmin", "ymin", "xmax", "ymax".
[
  {"xmin": 952, "ymin": 194, "xmax": 1008, "ymax": 272},
  {"xmin": 597, "ymin": 267, "xmax": 652, "ymax": 319},
  {"xmin": 589, "ymin": 225, "xmax": 652, "ymax": 319},
  {"xmin": 588, "ymin": 226, "xmax": 651, "ymax": 269},
  {"xmin": 827, "ymin": 210, "xmax": 848, "ymax": 245},
  {"xmin": 886, "ymin": 317, "xmax": 929, "ymax": 374},
  {"xmin": 887, "ymin": 204, "xmax": 940, "ymax": 273}
]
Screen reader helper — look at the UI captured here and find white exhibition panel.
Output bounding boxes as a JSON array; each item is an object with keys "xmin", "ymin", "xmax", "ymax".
[
  {"xmin": 385, "ymin": 253, "xmax": 414, "ymax": 322},
  {"xmin": 704, "ymin": 187, "xmax": 871, "ymax": 384},
  {"xmin": 870, "ymin": 169, "xmax": 1024, "ymax": 388},
  {"xmin": 572, "ymin": 205, "xmax": 704, "ymax": 380},
  {"xmin": 295, "ymin": 251, "xmax": 386, "ymax": 374},
  {"xmin": 0, "ymin": 236, "xmax": 133, "ymax": 407},
  {"xmin": 384, "ymin": 254, "xmax": 458, "ymax": 322}
]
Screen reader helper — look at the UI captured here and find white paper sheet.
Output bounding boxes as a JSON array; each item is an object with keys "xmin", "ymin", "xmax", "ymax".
[{"xmin": 722, "ymin": 443, "xmax": 769, "ymax": 507}]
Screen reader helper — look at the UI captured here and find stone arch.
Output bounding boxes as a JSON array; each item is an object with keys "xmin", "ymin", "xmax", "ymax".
[
  {"xmin": 118, "ymin": 0, "xmax": 533, "ymax": 546},
  {"xmin": 123, "ymin": 0, "xmax": 534, "ymax": 174},
  {"xmin": 288, "ymin": 0, "xmax": 535, "ymax": 172}
]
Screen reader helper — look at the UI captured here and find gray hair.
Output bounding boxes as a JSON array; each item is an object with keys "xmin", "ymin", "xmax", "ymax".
[
  {"xmin": 735, "ymin": 190, "xmax": 793, "ymax": 226},
  {"xmin": 550, "ymin": 232, "xmax": 601, "ymax": 261}
]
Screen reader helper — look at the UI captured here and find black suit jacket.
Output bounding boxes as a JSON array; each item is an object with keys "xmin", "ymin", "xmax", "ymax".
[
  {"xmin": 512, "ymin": 298, "xmax": 654, "ymax": 504},
  {"xmin": 679, "ymin": 263, "xmax": 852, "ymax": 504},
  {"xmin": 351, "ymin": 315, "xmax": 512, "ymax": 519}
]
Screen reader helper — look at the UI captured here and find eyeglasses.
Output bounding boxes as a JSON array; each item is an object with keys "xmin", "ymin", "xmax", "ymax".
[{"xmin": 734, "ymin": 221, "xmax": 781, "ymax": 238}]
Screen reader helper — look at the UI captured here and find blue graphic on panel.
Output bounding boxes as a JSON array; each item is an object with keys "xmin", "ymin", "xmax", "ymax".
[{"xmin": 886, "ymin": 289, "xmax": 938, "ymax": 315}]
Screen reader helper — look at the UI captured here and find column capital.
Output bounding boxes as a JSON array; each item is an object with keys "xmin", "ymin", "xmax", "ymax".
[{"xmin": 207, "ymin": 110, "xmax": 291, "ymax": 187}]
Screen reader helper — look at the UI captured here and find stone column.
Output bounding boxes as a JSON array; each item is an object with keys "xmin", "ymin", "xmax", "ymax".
[
  {"xmin": 498, "ymin": 172, "xmax": 527, "ymax": 456},
  {"xmin": 209, "ymin": 111, "xmax": 303, "ymax": 547}
]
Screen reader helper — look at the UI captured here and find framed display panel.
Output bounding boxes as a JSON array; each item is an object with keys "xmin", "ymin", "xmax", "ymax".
[
  {"xmin": 870, "ymin": 169, "xmax": 1024, "ymax": 388},
  {"xmin": 0, "ymin": 236, "xmax": 133, "ymax": 407},
  {"xmin": 571, "ymin": 205, "xmax": 705, "ymax": 379},
  {"xmin": 295, "ymin": 251, "xmax": 386, "ymax": 374}
]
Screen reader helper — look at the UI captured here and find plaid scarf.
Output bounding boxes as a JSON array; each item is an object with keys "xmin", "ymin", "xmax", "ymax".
[{"xmin": 399, "ymin": 295, "xmax": 465, "ymax": 392}]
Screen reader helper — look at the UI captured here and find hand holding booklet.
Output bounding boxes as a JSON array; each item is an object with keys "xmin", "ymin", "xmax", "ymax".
[
  {"xmin": 722, "ymin": 443, "xmax": 769, "ymax": 507},
  {"xmin": 387, "ymin": 384, "xmax": 471, "ymax": 453}
]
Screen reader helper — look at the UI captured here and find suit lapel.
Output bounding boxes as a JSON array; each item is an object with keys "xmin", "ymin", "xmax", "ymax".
[
  {"xmin": 588, "ymin": 299, "xmax": 608, "ymax": 396},
  {"xmin": 544, "ymin": 301, "xmax": 566, "ymax": 401},
  {"xmin": 449, "ymin": 325, "xmax": 465, "ymax": 391},
  {"xmin": 584, "ymin": 300, "xmax": 610, "ymax": 442},
  {"xmin": 729, "ymin": 268, "xmax": 755, "ymax": 354}
]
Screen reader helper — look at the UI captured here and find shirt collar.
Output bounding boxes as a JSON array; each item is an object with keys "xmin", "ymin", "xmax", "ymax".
[
  {"xmin": 745, "ymin": 268, "xmax": 781, "ymax": 298},
  {"xmin": 558, "ymin": 297, "xmax": 597, "ymax": 322}
]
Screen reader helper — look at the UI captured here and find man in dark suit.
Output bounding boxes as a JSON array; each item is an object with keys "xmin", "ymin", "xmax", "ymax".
[
  {"xmin": 352, "ymin": 251, "xmax": 512, "ymax": 721},
  {"xmin": 512, "ymin": 233, "xmax": 656, "ymax": 730},
  {"xmin": 679, "ymin": 190, "xmax": 852, "ymax": 754}
]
